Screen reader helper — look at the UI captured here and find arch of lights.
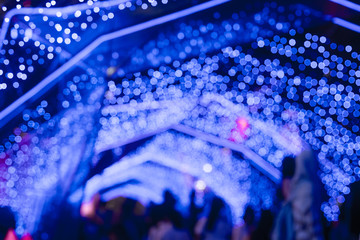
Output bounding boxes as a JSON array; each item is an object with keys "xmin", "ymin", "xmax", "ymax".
[
  {"xmin": 84, "ymin": 94, "xmax": 298, "ymax": 224},
  {"xmin": 85, "ymin": 132, "xmax": 259, "ymax": 223},
  {"xmin": 0, "ymin": 0, "xmax": 360, "ymax": 237}
]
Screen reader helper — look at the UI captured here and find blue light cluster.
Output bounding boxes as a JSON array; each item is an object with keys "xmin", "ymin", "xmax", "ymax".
[
  {"xmin": 256, "ymin": 33, "xmax": 360, "ymax": 220},
  {"xmin": 0, "ymin": 0, "xmax": 114, "ymax": 15},
  {"xmin": 0, "ymin": 65, "xmax": 104, "ymax": 235},
  {"xmin": 0, "ymin": 0, "xmax": 172, "ymax": 15},
  {"xmin": 88, "ymin": 2, "xmax": 316, "ymax": 74},
  {"xmin": 96, "ymin": 22, "xmax": 360, "ymax": 220},
  {"xmin": 0, "ymin": 0, "xmax": 179, "ymax": 111}
]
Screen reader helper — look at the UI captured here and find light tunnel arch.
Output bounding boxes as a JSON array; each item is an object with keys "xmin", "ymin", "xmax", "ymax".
[
  {"xmin": 0, "ymin": 0, "xmax": 359, "ymax": 237},
  {"xmin": 84, "ymin": 127, "xmax": 279, "ymax": 224},
  {"xmin": 95, "ymin": 93, "xmax": 303, "ymax": 182}
]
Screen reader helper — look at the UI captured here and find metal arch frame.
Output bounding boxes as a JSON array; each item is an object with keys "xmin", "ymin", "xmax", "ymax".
[
  {"xmin": 329, "ymin": 0, "xmax": 360, "ymax": 12},
  {"xmin": 96, "ymin": 94, "xmax": 300, "ymax": 183},
  {"xmin": 100, "ymin": 184, "xmax": 164, "ymax": 205},
  {"xmin": 95, "ymin": 118, "xmax": 281, "ymax": 183},
  {"xmin": 171, "ymin": 124, "xmax": 281, "ymax": 183},
  {"xmin": 83, "ymin": 151, "xmax": 191, "ymax": 204},
  {"xmin": 333, "ymin": 17, "xmax": 360, "ymax": 33},
  {"xmin": 328, "ymin": 0, "xmax": 360, "ymax": 32}
]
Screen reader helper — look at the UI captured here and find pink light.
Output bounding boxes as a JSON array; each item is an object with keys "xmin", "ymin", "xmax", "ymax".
[{"xmin": 229, "ymin": 117, "xmax": 250, "ymax": 142}]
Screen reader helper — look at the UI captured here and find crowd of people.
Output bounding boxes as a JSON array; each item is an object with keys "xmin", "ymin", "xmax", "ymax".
[
  {"xmin": 80, "ymin": 189, "xmax": 276, "ymax": 240},
  {"xmin": 76, "ymin": 148, "xmax": 360, "ymax": 240},
  {"xmin": 1, "ymin": 149, "xmax": 360, "ymax": 240}
]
